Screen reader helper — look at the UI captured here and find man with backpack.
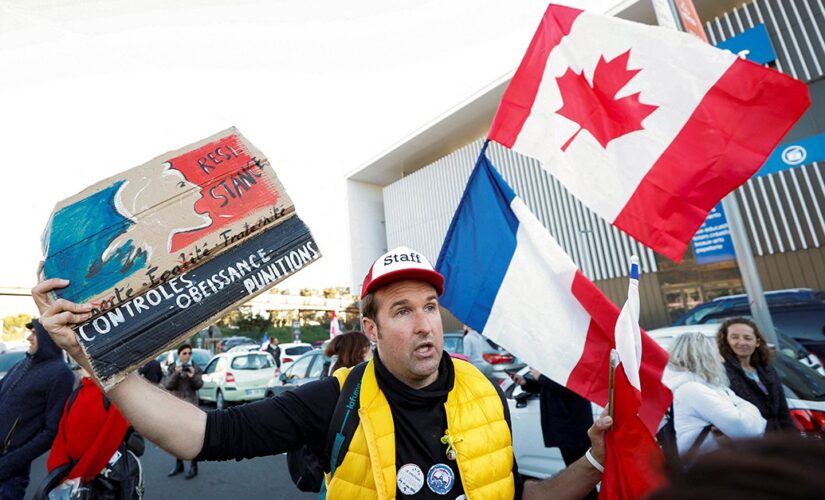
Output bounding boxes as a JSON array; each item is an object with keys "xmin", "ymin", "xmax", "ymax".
[{"xmin": 37, "ymin": 247, "xmax": 613, "ymax": 499}]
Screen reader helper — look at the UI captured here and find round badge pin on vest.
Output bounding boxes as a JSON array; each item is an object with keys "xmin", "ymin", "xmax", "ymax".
[
  {"xmin": 397, "ymin": 463, "xmax": 425, "ymax": 495},
  {"xmin": 427, "ymin": 463, "xmax": 455, "ymax": 495}
]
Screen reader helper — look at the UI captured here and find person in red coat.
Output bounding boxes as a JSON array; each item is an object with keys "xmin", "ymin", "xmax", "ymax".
[{"xmin": 47, "ymin": 376, "xmax": 130, "ymax": 483}]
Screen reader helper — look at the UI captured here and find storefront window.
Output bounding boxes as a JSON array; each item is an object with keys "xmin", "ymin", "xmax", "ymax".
[{"xmin": 656, "ymin": 246, "xmax": 743, "ymax": 323}]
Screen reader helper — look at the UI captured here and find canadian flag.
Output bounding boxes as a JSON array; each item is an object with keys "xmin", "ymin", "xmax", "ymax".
[{"xmin": 489, "ymin": 4, "xmax": 810, "ymax": 262}]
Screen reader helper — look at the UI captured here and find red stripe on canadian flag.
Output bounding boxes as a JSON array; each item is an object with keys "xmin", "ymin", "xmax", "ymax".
[
  {"xmin": 613, "ymin": 57, "xmax": 811, "ymax": 259},
  {"xmin": 489, "ymin": 4, "xmax": 583, "ymax": 146}
]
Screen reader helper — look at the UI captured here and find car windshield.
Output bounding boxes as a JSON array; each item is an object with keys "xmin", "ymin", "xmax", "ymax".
[
  {"xmin": 774, "ymin": 351, "xmax": 825, "ymax": 401},
  {"xmin": 771, "ymin": 309, "xmax": 825, "ymax": 341},
  {"xmin": 0, "ymin": 351, "xmax": 26, "ymax": 372},
  {"xmin": 231, "ymin": 354, "xmax": 271, "ymax": 370},
  {"xmin": 191, "ymin": 350, "xmax": 212, "ymax": 368},
  {"xmin": 677, "ymin": 303, "xmax": 725, "ymax": 325},
  {"xmin": 285, "ymin": 346, "xmax": 312, "ymax": 356},
  {"xmin": 443, "ymin": 336, "xmax": 462, "ymax": 354}
]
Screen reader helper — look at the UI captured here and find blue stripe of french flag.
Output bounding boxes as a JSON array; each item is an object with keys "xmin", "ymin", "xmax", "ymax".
[{"xmin": 436, "ymin": 145, "xmax": 671, "ymax": 433}]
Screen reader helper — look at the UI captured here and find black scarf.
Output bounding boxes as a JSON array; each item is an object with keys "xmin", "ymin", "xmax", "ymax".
[{"xmin": 373, "ymin": 350, "xmax": 454, "ymax": 409}]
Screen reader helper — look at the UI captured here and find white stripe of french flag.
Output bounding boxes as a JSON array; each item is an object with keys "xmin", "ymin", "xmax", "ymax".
[{"xmin": 614, "ymin": 256, "xmax": 642, "ymax": 400}]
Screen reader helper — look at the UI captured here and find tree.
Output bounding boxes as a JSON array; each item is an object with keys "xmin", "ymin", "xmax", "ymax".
[
  {"xmin": 2, "ymin": 313, "xmax": 33, "ymax": 341},
  {"xmin": 219, "ymin": 309, "xmax": 271, "ymax": 333}
]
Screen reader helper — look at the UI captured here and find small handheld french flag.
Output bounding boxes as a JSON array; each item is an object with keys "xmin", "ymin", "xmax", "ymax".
[{"xmin": 614, "ymin": 256, "xmax": 642, "ymax": 398}]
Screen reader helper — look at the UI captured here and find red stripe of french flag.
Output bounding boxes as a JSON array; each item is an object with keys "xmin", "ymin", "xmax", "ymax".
[{"xmin": 566, "ymin": 270, "xmax": 671, "ymax": 435}]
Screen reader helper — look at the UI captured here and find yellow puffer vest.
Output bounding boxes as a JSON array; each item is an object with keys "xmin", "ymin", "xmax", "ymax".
[{"xmin": 326, "ymin": 358, "xmax": 514, "ymax": 500}]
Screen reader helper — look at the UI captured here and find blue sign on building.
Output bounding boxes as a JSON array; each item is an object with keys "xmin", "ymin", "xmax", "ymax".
[
  {"xmin": 692, "ymin": 204, "xmax": 736, "ymax": 265},
  {"xmin": 756, "ymin": 133, "xmax": 825, "ymax": 178},
  {"xmin": 715, "ymin": 24, "xmax": 777, "ymax": 64}
]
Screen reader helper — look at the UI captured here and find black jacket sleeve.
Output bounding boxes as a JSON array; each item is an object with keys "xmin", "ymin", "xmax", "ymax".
[
  {"xmin": 763, "ymin": 364, "xmax": 796, "ymax": 431},
  {"xmin": 197, "ymin": 376, "xmax": 340, "ymax": 462}
]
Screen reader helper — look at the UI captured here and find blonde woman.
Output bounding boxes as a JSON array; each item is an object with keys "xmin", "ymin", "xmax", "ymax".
[{"xmin": 663, "ymin": 332, "xmax": 765, "ymax": 457}]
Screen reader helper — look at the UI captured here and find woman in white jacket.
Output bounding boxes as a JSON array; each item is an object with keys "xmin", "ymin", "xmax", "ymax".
[{"xmin": 663, "ymin": 332, "xmax": 766, "ymax": 457}]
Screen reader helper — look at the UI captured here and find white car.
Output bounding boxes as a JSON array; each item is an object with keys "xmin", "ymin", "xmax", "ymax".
[
  {"xmin": 508, "ymin": 382, "xmax": 601, "ymax": 479},
  {"xmin": 509, "ymin": 323, "xmax": 825, "ymax": 478},
  {"xmin": 276, "ymin": 342, "xmax": 313, "ymax": 369},
  {"xmin": 198, "ymin": 351, "xmax": 278, "ymax": 409}
]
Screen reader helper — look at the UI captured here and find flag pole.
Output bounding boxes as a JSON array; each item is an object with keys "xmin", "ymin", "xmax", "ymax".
[
  {"xmin": 653, "ymin": 0, "xmax": 779, "ymax": 347},
  {"xmin": 608, "ymin": 349, "xmax": 619, "ymax": 419}
]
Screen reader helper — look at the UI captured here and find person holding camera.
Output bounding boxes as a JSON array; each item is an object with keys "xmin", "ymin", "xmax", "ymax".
[{"xmin": 164, "ymin": 344, "xmax": 203, "ymax": 479}]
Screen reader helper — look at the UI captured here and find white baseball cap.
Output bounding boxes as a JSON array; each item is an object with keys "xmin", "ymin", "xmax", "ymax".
[{"xmin": 361, "ymin": 246, "xmax": 444, "ymax": 299}]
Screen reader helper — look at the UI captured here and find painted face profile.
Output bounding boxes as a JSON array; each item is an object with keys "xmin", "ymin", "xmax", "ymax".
[{"xmin": 103, "ymin": 161, "xmax": 212, "ymax": 264}]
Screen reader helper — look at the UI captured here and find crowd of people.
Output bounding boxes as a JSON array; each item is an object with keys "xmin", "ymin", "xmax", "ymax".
[{"xmin": 0, "ymin": 246, "xmax": 823, "ymax": 499}]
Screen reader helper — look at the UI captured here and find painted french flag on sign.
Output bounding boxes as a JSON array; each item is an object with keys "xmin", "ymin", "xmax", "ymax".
[
  {"xmin": 436, "ymin": 147, "xmax": 671, "ymax": 433},
  {"xmin": 488, "ymin": 4, "xmax": 810, "ymax": 262}
]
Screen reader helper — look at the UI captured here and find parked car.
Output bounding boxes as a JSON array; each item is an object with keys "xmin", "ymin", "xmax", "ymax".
[
  {"xmin": 227, "ymin": 344, "xmax": 263, "ymax": 353},
  {"xmin": 443, "ymin": 332, "xmax": 525, "ymax": 384},
  {"xmin": 220, "ymin": 336, "xmax": 257, "ymax": 352},
  {"xmin": 277, "ymin": 342, "xmax": 314, "ymax": 368},
  {"xmin": 198, "ymin": 351, "xmax": 278, "ymax": 409},
  {"xmin": 508, "ymin": 374, "xmax": 601, "ymax": 479},
  {"xmin": 673, "ymin": 288, "xmax": 825, "ymax": 361},
  {"xmin": 508, "ymin": 323, "xmax": 825, "ymax": 479},
  {"xmin": 265, "ymin": 349, "xmax": 327, "ymax": 397},
  {"xmin": 0, "ymin": 346, "xmax": 27, "ymax": 382},
  {"xmin": 155, "ymin": 348, "xmax": 213, "ymax": 374}
]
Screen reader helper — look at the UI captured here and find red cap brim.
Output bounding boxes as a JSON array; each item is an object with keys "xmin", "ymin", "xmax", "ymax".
[{"xmin": 361, "ymin": 268, "xmax": 444, "ymax": 299}]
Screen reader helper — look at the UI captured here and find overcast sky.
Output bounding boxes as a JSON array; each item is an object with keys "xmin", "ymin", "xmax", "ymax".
[{"xmin": 0, "ymin": 0, "xmax": 615, "ymax": 316}]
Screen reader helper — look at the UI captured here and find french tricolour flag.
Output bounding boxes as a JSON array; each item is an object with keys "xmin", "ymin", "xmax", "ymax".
[
  {"xmin": 600, "ymin": 257, "xmax": 667, "ymax": 499},
  {"xmin": 436, "ymin": 146, "xmax": 671, "ymax": 433},
  {"xmin": 488, "ymin": 4, "xmax": 810, "ymax": 262}
]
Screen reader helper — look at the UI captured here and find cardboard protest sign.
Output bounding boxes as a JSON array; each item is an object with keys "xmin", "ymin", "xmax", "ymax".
[{"xmin": 41, "ymin": 127, "xmax": 320, "ymax": 388}]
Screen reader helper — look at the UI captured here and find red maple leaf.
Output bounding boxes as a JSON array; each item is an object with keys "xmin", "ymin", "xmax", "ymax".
[{"xmin": 555, "ymin": 50, "xmax": 658, "ymax": 152}]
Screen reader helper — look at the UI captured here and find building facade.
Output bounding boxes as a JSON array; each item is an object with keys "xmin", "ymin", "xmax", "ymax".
[{"xmin": 347, "ymin": 0, "xmax": 825, "ymax": 329}]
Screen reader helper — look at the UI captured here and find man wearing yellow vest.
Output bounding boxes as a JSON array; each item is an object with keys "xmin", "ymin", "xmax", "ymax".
[{"xmin": 36, "ymin": 246, "xmax": 612, "ymax": 499}]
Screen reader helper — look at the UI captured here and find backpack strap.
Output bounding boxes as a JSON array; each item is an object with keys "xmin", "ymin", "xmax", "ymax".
[
  {"xmin": 323, "ymin": 361, "xmax": 368, "ymax": 479},
  {"xmin": 60, "ymin": 386, "xmax": 84, "ymax": 446},
  {"xmin": 65, "ymin": 385, "xmax": 82, "ymax": 414},
  {"xmin": 66, "ymin": 385, "xmax": 111, "ymax": 413},
  {"xmin": 683, "ymin": 424, "xmax": 714, "ymax": 464}
]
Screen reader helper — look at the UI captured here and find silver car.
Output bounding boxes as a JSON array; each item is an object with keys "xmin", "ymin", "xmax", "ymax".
[{"xmin": 443, "ymin": 332, "xmax": 525, "ymax": 384}]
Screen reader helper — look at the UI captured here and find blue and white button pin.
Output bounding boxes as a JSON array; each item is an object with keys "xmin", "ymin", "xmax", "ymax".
[{"xmin": 427, "ymin": 463, "xmax": 455, "ymax": 495}]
